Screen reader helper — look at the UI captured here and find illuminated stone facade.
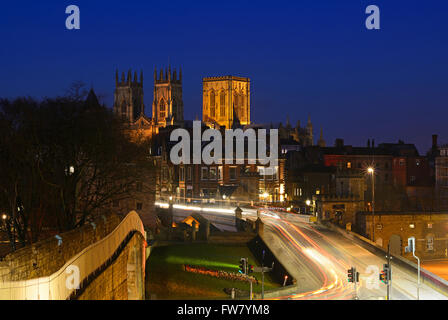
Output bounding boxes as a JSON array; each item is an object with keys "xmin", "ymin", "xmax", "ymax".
[
  {"xmin": 202, "ymin": 76, "xmax": 250, "ymax": 129},
  {"xmin": 152, "ymin": 67, "xmax": 184, "ymax": 127},
  {"xmin": 113, "ymin": 67, "xmax": 184, "ymax": 141}
]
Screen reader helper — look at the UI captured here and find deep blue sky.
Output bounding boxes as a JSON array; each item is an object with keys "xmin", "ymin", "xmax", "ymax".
[{"xmin": 1, "ymin": 0, "xmax": 447, "ymax": 153}]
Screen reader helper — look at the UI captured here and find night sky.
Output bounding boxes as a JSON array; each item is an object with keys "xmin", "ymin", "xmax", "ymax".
[{"xmin": 1, "ymin": 0, "xmax": 447, "ymax": 153}]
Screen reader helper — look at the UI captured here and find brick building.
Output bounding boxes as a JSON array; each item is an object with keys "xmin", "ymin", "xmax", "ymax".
[{"xmin": 356, "ymin": 211, "xmax": 448, "ymax": 261}]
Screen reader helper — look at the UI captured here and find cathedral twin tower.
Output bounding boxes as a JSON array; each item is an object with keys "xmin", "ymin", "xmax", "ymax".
[{"xmin": 113, "ymin": 67, "xmax": 184, "ymax": 131}]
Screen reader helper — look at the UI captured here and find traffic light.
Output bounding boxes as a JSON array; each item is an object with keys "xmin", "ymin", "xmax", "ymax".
[
  {"xmin": 347, "ymin": 267, "xmax": 359, "ymax": 283},
  {"xmin": 379, "ymin": 270, "xmax": 387, "ymax": 283},
  {"xmin": 249, "ymin": 264, "xmax": 254, "ymax": 273},
  {"xmin": 347, "ymin": 267, "xmax": 354, "ymax": 283},
  {"xmin": 239, "ymin": 258, "xmax": 247, "ymax": 274},
  {"xmin": 380, "ymin": 264, "xmax": 390, "ymax": 284}
]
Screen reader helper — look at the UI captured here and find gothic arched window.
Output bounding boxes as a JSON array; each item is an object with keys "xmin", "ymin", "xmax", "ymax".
[
  {"xmin": 220, "ymin": 91, "xmax": 226, "ymax": 117},
  {"xmin": 159, "ymin": 98, "xmax": 166, "ymax": 119},
  {"xmin": 210, "ymin": 91, "xmax": 215, "ymax": 107},
  {"xmin": 210, "ymin": 91, "xmax": 215, "ymax": 118},
  {"xmin": 121, "ymin": 101, "xmax": 127, "ymax": 120}
]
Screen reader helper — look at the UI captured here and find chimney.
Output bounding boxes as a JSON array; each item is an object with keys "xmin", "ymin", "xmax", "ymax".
[{"xmin": 432, "ymin": 134, "xmax": 438, "ymax": 148}]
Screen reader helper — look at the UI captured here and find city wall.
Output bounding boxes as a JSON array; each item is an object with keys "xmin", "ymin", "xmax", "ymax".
[{"xmin": 0, "ymin": 211, "xmax": 146, "ymax": 300}]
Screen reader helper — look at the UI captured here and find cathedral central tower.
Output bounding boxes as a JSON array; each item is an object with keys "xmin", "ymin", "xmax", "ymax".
[{"xmin": 202, "ymin": 76, "xmax": 250, "ymax": 129}]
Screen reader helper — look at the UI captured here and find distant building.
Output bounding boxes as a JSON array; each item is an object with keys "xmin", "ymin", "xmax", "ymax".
[
  {"xmin": 435, "ymin": 143, "xmax": 448, "ymax": 209},
  {"xmin": 277, "ymin": 116, "xmax": 315, "ymax": 147}
]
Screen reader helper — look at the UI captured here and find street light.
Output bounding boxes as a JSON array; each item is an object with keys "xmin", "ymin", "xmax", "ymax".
[
  {"xmin": 367, "ymin": 167, "xmax": 375, "ymax": 242},
  {"xmin": 1, "ymin": 214, "xmax": 7, "ymax": 220}
]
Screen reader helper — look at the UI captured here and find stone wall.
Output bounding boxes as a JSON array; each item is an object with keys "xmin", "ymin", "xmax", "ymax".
[
  {"xmin": 1, "ymin": 214, "xmax": 120, "ymax": 282},
  {"xmin": 356, "ymin": 211, "xmax": 448, "ymax": 261},
  {"xmin": 77, "ymin": 232, "xmax": 145, "ymax": 300}
]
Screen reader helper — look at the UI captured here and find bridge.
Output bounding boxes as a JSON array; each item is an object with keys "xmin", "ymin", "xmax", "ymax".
[{"xmin": 0, "ymin": 211, "xmax": 146, "ymax": 300}]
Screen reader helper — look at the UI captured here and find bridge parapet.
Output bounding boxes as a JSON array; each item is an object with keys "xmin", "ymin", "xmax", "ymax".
[{"xmin": 0, "ymin": 211, "xmax": 146, "ymax": 300}]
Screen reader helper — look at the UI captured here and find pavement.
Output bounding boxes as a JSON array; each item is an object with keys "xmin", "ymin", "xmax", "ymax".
[{"xmin": 422, "ymin": 260, "xmax": 448, "ymax": 281}]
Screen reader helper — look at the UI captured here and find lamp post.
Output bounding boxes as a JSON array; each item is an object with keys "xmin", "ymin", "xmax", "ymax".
[
  {"xmin": 305, "ymin": 199, "xmax": 311, "ymax": 215},
  {"xmin": 367, "ymin": 167, "xmax": 375, "ymax": 242}
]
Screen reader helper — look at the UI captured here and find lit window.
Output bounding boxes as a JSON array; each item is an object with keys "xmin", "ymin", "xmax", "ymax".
[
  {"xmin": 209, "ymin": 167, "xmax": 217, "ymax": 180},
  {"xmin": 347, "ymin": 162, "xmax": 351, "ymax": 169}
]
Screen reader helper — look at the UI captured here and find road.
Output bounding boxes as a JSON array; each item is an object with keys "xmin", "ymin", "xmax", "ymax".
[{"xmin": 167, "ymin": 203, "xmax": 448, "ymax": 300}]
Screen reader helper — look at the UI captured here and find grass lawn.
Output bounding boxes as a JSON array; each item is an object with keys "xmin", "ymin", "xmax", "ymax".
[{"xmin": 146, "ymin": 243, "xmax": 280, "ymax": 300}]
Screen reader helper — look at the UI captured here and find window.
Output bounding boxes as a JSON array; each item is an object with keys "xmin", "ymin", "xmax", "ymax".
[
  {"xmin": 218, "ymin": 166, "xmax": 223, "ymax": 180},
  {"xmin": 347, "ymin": 162, "xmax": 351, "ymax": 169},
  {"xmin": 136, "ymin": 182, "xmax": 142, "ymax": 192},
  {"xmin": 230, "ymin": 167, "xmax": 237, "ymax": 180},
  {"xmin": 410, "ymin": 176, "xmax": 416, "ymax": 183},
  {"xmin": 136, "ymin": 202, "xmax": 143, "ymax": 210},
  {"xmin": 210, "ymin": 91, "xmax": 215, "ymax": 117},
  {"xmin": 180, "ymin": 167, "xmax": 185, "ymax": 181},
  {"xmin": 113, "ymin": 200, "xmax": 119, "ymax": 208},
  {"xmin": 399, "ymin": 159, "xmax": 405, "ymax": 166},
  {"xmin": 187, "ymin": 167, "xmax": 192, "ymax": 181},
  {"xmin": 159, "ymin": 99, "xmax": 166, "ymax": 119},
  {"xmin": 209, "ymin": 167, "xmax": 217, "ymax": 180},
  {"xmin": 201, "ymin": 167, "xmax": 209, "ymax": 180},
  {"xmin": 210, "ymin": 91, "xmax": 215, "ymax": 107},
  {"xmin": 427, "ymin": 236, "xmax": 434, "ymax": 251},
  {"xmin": 220, "ymin": 92, "xmax": 226, "ymax": 117}
]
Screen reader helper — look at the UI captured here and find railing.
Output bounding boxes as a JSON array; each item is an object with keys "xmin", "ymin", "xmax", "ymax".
[{"xmin": 0, "ymin": 211, "xmax": 145, "ymax": 300}]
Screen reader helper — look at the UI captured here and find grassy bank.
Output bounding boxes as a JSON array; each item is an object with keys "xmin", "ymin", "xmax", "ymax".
[{"xmin": 146, "ymin": 243, "xmax": 280, "ymax": 300}]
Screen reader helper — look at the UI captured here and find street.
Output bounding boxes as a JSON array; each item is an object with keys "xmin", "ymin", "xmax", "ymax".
[{"xmin": 171, "ymin": 205, "xmax": 448, "ymax": 300}]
